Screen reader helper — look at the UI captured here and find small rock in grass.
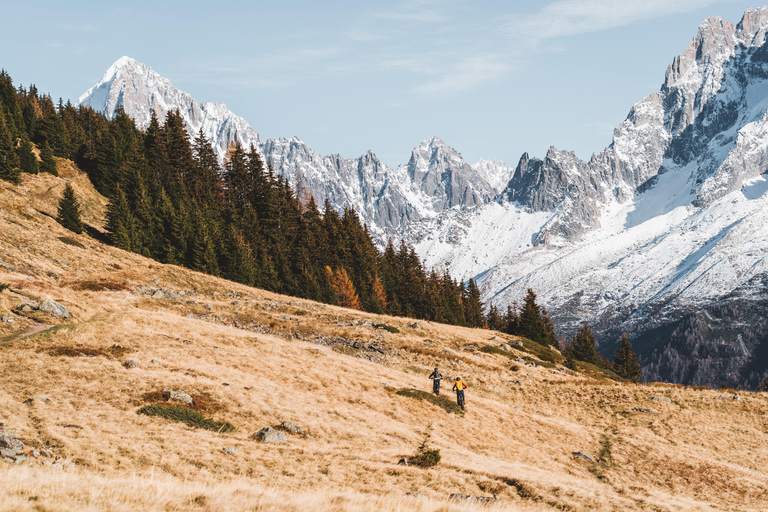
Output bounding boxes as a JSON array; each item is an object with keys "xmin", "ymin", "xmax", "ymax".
[
  {"xmin": 572, "ymin": 451, "xmax": 597, "ymax": 463},
  {"xmin": 411, "ymin": 321, "xmax": 424, "ymax": 329},
  {"xmin": 222, "ymin": 447, "xmax": 237, "ymax": 455},
  {"xmin": 0, "ymin": 315, "xmax": 14, "ymax": 323},
  {"xmin": 252, "ymin": 427, "xmax": 287, "ymax": 444},
  {"xmin": 204, "ymin": 303, "xmax": 213, "ymax": 310},
  {"xmin": 499, "ymin": 343, "xmax": 512, "ymax": 351},
  {"xmin": 123, "ymin": 360, "xmax": 139, "ymax": 369},
  {"xmin": 152, "ymin": 290, "xmax": 165, "ymax": 299},
  {"xmin": 650, "ymin": 396, "xmax": 672, "ymax": 403},
  {"xmin": 15, "ymin": 303, "xmax": 36, "ymax": 312}
]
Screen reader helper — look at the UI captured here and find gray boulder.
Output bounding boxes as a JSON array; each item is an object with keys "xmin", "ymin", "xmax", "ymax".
[
  {"xmin": 37, "ymin": 300, "xmax": 72, "ymax": 319},
  {"xmin": 0, "ymin": 315, "xmax": 13, "ymax": 323},
  {"xmin": 253, "ymin": 427, "xmax": 287, "ymax": 444},
  {"xmin": 15, "ymin": 303, "xmax": 36, "ymax": 312},
  {"xmin": 500, "ymin": 343, "xmax": 512, "ymax": 352}
]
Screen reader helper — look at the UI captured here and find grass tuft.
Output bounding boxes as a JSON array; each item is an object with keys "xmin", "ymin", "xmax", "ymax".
[
  {"xmin": 395, "ymin": 388, "xmax": 464, "ymax": 415},
  {"xmin": 137, "ymin": 403, "xmax": 235, "ymax": 433}
]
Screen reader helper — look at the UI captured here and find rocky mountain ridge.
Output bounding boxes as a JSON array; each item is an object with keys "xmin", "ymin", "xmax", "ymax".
[{"xmin": 79, "ymin": 60, "xmax": 509, "ymax": 240}]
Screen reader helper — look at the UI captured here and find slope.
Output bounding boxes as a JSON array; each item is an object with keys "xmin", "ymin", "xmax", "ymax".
[{"xmin": 0, "ymin": 162, "xmax": 767, "ymax": 511}]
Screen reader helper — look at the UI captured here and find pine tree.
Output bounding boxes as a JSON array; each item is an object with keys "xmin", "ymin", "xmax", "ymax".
[
  {"xmin": 18, "ymin": 137, "xmax": 38, "ymax": 174},
  {"xmin": 0, "ymin": 111, "xmax": 20, "ymax": 183},
  {"xmin": 39, "ymin": 141, "xmax": 57, "ymax": 175},
  {"xmin": 56, "ymin": 183, "xmax": 83, "ymax": 234},
  {"xmin": 564, "ymin": 321, "xmax": 600, "ymax": 365},
  {"xmin": 463, "ymin": 278, "xmax": 484, "ymax": 327},
  {"xmin": 612, "ymin": 333, "xmax": 641, "ymax": 382},
  {"xmin": 518, "ymin": 288, "xmax": 546, "ymax": 345}
]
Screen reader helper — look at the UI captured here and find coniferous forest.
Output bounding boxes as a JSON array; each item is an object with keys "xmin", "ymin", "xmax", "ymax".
[{"xmin": 0, "ymin": 70, "xmax": 491, "ymax": 326}]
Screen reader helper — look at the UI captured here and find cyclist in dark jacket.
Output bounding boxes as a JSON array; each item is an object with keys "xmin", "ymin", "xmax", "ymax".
[{"xmin": 428, "ymin": 367, "xmax": 443, "ymax": 395}]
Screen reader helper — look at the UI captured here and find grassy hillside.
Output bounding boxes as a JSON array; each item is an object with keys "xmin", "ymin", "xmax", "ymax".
[{"xmin": 1, "ymin": 167, "xmax": 767, "ymax": 511}]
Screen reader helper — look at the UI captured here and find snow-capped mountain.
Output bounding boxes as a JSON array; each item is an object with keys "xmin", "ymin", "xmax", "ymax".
[
  {"xmin": 78, "ymin": 58, "xmax": 505, "ymax": 240},
  {"xmin": 78, "ymin": 8, "xmax": 768, "ymax": 388}
]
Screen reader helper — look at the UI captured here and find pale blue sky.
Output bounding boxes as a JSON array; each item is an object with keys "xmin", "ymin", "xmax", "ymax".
[{"xmin": 0, "ymin": 1, "xmax": 762, "ymax": 168}]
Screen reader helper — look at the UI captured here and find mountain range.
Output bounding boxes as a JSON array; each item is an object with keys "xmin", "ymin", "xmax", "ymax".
[{"xmin": 78, "ymin": 7, "xmax": 768, "ymax": 389}]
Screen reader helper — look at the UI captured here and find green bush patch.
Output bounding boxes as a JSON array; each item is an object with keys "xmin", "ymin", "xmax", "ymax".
[
  {"xmin": 517, "ymin": 338, "xmax": 564, "ymax": 364},
  {"xmin": 137, "ymin": 403, "xmax": 235, "ymax": 433},
  {"xmin": 373, "ymin": 323, "xmax": 400, "ymax": 334},
  {"xmin": 480, "ymin": 345, "xmax": 511, "ymax": 357},
  {"xmin": 395, "ymin": 388, "xmax": 463, "ymax": 415},
  {"xmin": 409, "ymin": 447, "xmax": 441, "ymax": 468},
  {"xmin": 575, "ymin": 361, "xmax": 625, "ymax": 382}
]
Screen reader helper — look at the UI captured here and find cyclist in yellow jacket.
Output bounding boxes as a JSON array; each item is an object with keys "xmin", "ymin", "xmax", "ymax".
[{"xmin": 452, "ymin": 377, "xmax": 468, "ymax": 410}]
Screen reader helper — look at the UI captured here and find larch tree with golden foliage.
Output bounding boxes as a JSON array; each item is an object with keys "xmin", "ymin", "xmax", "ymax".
[{"xmin": 326, "ymin": 266, "xmax": 362, "ymax": 310}]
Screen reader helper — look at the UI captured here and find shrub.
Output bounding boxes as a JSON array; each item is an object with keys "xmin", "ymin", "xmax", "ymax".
[
  {"xmin": 395, "ymin": 388, "xmax": 463, "ymax": 415},
  {"xmin": 137, "ymin": 403, "xmax": 235, "ymax": 433},
  {"xmin": 373, "ymin": 323, "xmax": 400, "ymax": 333},
  {"xmin": 409, "ymin": 447, "xmax": 441, "ymax": 468}
]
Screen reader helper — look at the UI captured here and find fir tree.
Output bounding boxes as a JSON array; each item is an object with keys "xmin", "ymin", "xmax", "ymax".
[
  {"xmin": 564, "ymin": 321, "xmax": 600, "ymax": 365},
  {"xmin": 518, "ymin": 289, "xmax": 546, "ymax": 345},
  {"xmin": 613, "ymin": 333, "xmax": 642, "ymax": 382},
  {"xmin": 18, "ymin": 137, "xmax": 38, "ymax": 174},
  {"xmin": 39, "ymin": 141, "xmax": 57, "ymax": 175},
  {"xmin": 0, "ymin": 111, "xmax": 20, "ymax": 183},
  {"xmin": 56, "ymin": 183, "xmax": 83, "ymax": 234},
  {"xmin": 463, "ymin": 278, "xmax": 484, "ymax": 327}
]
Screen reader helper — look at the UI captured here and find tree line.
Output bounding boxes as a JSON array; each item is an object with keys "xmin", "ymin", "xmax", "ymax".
[{"xmin": 0, "ymin": 70, "xmax": 488, "ymax": 326}]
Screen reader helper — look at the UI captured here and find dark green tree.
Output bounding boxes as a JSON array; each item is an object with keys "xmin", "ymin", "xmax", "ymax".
[
  {"xmin": 18, "ymin": 137, "xmax": 38, "ymax": 174},
  {"xmin": 0, "ymin": 111, "xmax": 20, "ymax": 183},
  {"xmin": 56, "ymin": 183, "xmax": 83, "ymax": 234},
  {"xmin": 39, "ymin": 141, "xmax": 57, "ymax": 175},
  {"xmin": 518, "ymin": 288, "xmax": 546, "ymax": 344},
  {"xmin": 564, "ymin": 321, "xmax": 600, "ymax": 366},
  {"xmin": 612, "ymin": 333, "xmax": 642, "ymax": 382}
]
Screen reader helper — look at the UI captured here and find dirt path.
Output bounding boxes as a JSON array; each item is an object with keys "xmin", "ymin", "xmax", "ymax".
[{"xmin": 0, "ymin": 320, "xmax": 55, "ymax": 346}]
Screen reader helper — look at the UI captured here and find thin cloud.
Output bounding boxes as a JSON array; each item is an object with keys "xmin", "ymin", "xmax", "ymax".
[
  {"xmin": 506, "ymin": 0, "xmax": 727, "ymax": 41},
  {"xmin": 373, "ymin": 0, "xmax": 459, "ymax": 23},
  {"xmin": 411, "ymin": 55, "xmax": 511, "ymax": 96}
]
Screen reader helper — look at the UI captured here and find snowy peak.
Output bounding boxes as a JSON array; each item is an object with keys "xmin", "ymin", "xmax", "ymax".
[{"xmin": 78, "ymin": 56, "xmax": 259, "ymax": 161}]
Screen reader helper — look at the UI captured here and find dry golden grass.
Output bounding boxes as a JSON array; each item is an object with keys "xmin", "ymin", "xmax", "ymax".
[{"xmin": 1, "ymin": 169, "xmax": 768, "ymax": 511}]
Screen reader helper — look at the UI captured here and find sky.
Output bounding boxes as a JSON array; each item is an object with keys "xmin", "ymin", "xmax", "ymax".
[{"xmin": 0, "ymin": 0, "xmax": 763, "ymax": 168}]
